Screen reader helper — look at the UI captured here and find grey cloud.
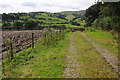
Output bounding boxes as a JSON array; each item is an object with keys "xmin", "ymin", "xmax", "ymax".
[
  {"xmin": 43, "ymin": 3, "xmax": 80, "ymax": 10},
  {"xmin": 0, "ymin": 0, "xmax": 94, "ymax": 13},
  {"xmin": 0, "ymin": 4, "xmax": 10, "ymax": 8},
  {"xmin": 22, "ymin": 2, "xmax": 36, "ymax": 7}
]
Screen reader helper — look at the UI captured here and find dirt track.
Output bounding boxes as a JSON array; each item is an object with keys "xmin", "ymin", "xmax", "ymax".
[{"xmin": 63, "ymin": 33, "xmax": 80, "ymax": 78}]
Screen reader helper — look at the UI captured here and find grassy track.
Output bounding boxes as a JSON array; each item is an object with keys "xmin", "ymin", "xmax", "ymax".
[
  {"xmin": 63, "ymin": 33, "xmax": 80, "ymax": 78},
  {"xmin": 2, "ymin": 31, "xmax": 118, "ymax": 78},
  {"xmin": 85, "ymin": 30, "xmax": 118, "ymax": 57},
  {"xmin": 63, "ymin": 31, "xmax": 118, "ymax": 78}
]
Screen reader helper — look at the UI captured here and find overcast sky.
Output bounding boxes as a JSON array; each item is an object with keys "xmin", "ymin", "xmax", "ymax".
[{"xmin": 0, "ymin": 0, "xmax": 95, "ymax": 13}]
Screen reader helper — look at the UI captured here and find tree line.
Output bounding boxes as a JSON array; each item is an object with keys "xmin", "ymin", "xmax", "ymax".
[{"xmin": 85, "ymin": 2, "xmax": 120, "ymax": 32}]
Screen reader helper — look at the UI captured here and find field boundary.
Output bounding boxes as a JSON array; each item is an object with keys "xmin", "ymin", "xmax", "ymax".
[{"xmin": 1, "ymin": 30, "xmax": 42, "ymax": 59}]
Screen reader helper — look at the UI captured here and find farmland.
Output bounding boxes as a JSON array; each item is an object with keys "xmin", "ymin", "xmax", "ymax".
[
  {"xmin": 1, "ymin": 1, "xmax": 119, "ymax": 79},
  {"xmin": 1, "ymin": 30, "xmax": 42, "ymax": 59},
  {"xmin": 2, "ymin": 11, "xmax": 85, "ymax": 30},
  {"xmin": 1, "ymin": 11, "xmax": 119, "ymax": 78}
]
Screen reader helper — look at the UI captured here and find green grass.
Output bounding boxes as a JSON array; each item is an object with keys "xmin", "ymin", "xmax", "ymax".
[
  {"xmin": 2, "ymin": 32, "xmax": 70, "ymax": 78},
  {"xmin": 37, "ymin": 20, "xmax": 66, "ymax": 24},
  {"xmin": 2, "ymin": 30, "xmax": 118, "ymax": 78},
  {"xmin": 85, "ymin": 30, "xmax": 118, "ymax": 57},
  {"xmin": 34, "ymin": 13, "xmax": 68, "ymax": 25},
  {"xmin": 64, "ymin": 24, "xmax": 84, "ymax": 28},
  {"xmin": 74, "ymin": 18, "xmax": 86, "ymax": 26},
  {"xmin": 0, "ymin": 20, "xmax": 2, "ymax": 26},
  {"xmin": 80, "ymin": 21, "xmax": 86, "ymax": 26},
  {"xmin": 0, "ymin": 23, "xmax": 2, "ymax": 26},
  {"xmin": 65, "ymin": 14, "xmax": 75, "ymax": 21},
  {"xmin": 0, "ymin": 62, "xmax": 2, "ymax": 79},
  {"xmin": 73, "ymin": 31, "xmax": 118, "ymax": 78},
  {"xmin": 35, "ymin": 14, "xmax": 67, "ymax": 22},
  {"xmin": 20, "ymin": 16, "xmax": 30, "ymax": 19}
]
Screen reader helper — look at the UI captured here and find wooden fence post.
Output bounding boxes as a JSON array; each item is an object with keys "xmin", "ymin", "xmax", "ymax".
[
  {"xmin": 10, "ymin": 41, "xmax": 14, "ymax": 60},
  {"xmin": 32, "ymin": 32, "xmax": 34, "ymax": 49}
]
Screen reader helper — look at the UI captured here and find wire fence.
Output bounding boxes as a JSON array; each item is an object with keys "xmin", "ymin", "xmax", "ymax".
[{"xmin": 1, "ymin": 30, "xmax": 42, "ymax": 59}]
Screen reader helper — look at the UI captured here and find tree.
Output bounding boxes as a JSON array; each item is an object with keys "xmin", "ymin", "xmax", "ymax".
[
  {"xmin": 24, "ymin": 19, "xmax": 38, "ymax": 30},
  {"xmin": 85, "ymin": 2, "xmax": 120, "ymax": 31},
  {"xmin": 85, "ymin": 3, "xmax": 101, "ymax": 26},
  {"xmin": 3, "ymin": 22, "xmax": 11, "ymax": 26},
  {"xmin": 12, "ymin": 21, "xmax": 23, "ymax": 30}
]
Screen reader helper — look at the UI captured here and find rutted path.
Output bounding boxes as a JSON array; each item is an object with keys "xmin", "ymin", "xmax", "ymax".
[
  {"xmin": 63, "ymin": 33, "xmax": 80, "ymax": 78},
  {"xmin": 81, "ymin": 32, "xmax": 119, "ymax": 75},
  {"xmin": 63, "ymin": 31, "xmax": 118, "ymax": 78}
]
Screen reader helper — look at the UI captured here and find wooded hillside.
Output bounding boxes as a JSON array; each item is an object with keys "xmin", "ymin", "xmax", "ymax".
[{"xmin": 85, "ymin": 2, "xmax": 120, "ymax": 32}]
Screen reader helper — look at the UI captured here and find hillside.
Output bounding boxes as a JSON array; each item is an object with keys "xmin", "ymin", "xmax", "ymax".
[
  {"xmin": 2, "ymin": 12, "xmax": 68, "ymax": 30},
  {"xmin": 59, "ymin": 10, "xmax": 86, "ymax": 17},
  {"xmin": 57, "ymin": 10, "xmax": 86, "ymax": 25},
  {"xmin": 2, "ymin": 10, "xmax": 86, "ymax": 30}
]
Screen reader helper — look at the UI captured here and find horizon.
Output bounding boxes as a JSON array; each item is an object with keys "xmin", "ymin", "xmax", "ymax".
[
  {"xmin": 0, "ymin": 0, "xmax": 95, "ymax": 14},
  {"xmin": 1, "ymin": 9, "xmax": 86, "ymax": 14}
]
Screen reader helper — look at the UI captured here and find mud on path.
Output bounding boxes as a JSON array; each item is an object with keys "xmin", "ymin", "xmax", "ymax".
[
  {"xmin": 63, "ymin": 33, "xmax": 80, "ymax": 78},
  {"xmin": 81, "ymin": 32, "xmax": 119, "ymax": 75}
]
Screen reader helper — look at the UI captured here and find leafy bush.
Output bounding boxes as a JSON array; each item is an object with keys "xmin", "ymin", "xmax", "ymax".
[
  {"xmin": 64, "ymin": 28, "xmax": 71, "ymax": 33},
  {"xmin": 12, "ymin": 21, "xmax": 24, "ymax": 30},
  {"xmin": 86, "ymin": 27, "xmax": 96, "ymax": 32},
  {"xmin": 110, "ymin": 30, "xmax": 118, "ymax": 41},
  {"xmin": 93, "ymin": 16, "xmax": 112, "ymax": 31},
  {"xmin": 24, "ymin": 19, "xmax": 38, "ymax": 30}
]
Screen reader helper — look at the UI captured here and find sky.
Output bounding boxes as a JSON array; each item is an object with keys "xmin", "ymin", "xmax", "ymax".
[{"xmin": 0, "ymin": 0, "xmax": 95, "ymax": 13}]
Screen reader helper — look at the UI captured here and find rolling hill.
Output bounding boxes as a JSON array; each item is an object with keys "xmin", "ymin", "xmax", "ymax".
[{"xmin": 2, "ymin": 10, "xmax": 86, "ymax": 30}]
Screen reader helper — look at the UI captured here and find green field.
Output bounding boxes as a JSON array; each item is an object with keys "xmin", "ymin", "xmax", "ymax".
[
  {"xmin": 65, "ymin": 14, "xmax": 75, "ymax": 21},
  {"xmin": 2, "ymin": 10, "xmax": 86, "ymax": 30}
]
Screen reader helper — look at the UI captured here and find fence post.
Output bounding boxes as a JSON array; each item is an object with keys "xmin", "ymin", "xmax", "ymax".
[
  {"xmin": 10, "ymin": 41, "xmax": 14, "ymax": 60},
  {"xmin": 32, "ymin": 32, "xmax": 34, "ymax": 49}
]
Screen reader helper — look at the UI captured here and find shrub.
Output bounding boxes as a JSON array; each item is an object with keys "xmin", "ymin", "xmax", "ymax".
[
  {"xmin": 65, "ymin": 28, "xmax": 71, "ymax": 33},
  {"xmin": 110, "ymin": 30, "xmax": 118, "ymax": 41},
  {"xmin": 86, "ymin": 27, "xmax": 96, "ymax": 32},
  {"xmin": 93, "ymin": 17, "xmax": 112, "ymax": 31}
]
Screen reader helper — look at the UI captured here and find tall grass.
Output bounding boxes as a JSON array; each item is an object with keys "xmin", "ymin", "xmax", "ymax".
[
  {"xmin": 2, "ymin": 28, "xmax": 67, "ymax": 78},
  {"xmin": 40, "ymin": 28, "xmax": 65, "ymax": 46}
]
